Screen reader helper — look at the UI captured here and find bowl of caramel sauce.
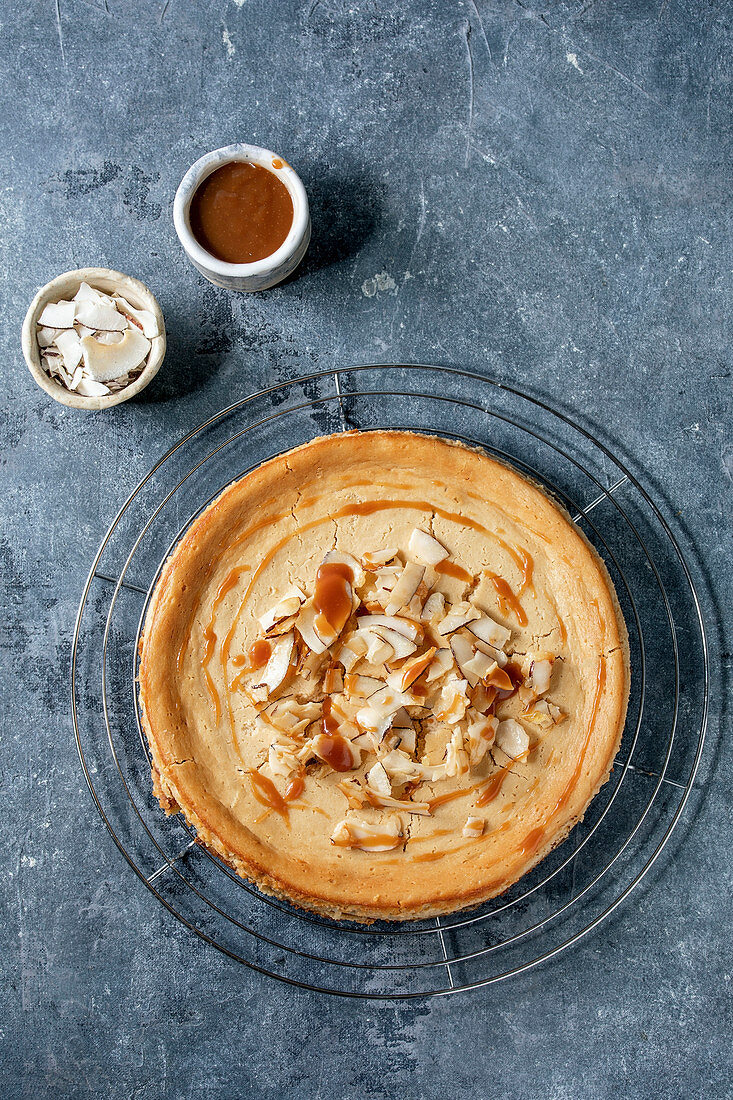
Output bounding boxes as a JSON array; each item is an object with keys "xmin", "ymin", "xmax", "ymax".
[{"xmin": 174, "ymin": 144, "xmax": 310, "ymax": 291}]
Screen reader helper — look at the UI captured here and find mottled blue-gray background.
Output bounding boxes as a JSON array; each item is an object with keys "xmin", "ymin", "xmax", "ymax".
[{"xmin": 1, "ymin": 0, "xmax": 731, "ymax": 1096}]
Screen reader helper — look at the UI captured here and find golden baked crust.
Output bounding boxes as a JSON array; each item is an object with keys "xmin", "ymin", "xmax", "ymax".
[{"xmin": 139, "ymin": 431, "xmax": 629, "ymax": 921}]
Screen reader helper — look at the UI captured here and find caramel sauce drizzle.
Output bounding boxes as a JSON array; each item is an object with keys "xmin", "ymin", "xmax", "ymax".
[
  {"xmin": 247, "ymin": 638, "xmax": 272, "ymax": 670},
  {"xmin": 495, "ymin": 536, "xmax": 534, "ymax": 597},
  {"xmin": 284, "ymin": 774, "xmax": 305, "ymax": 802},
  {"xmin": 410, "ymin": 837, "xmax": 484, "ymax": 862},
  {"xmin": 314, "ymin": 561, "xmax": 354, "ymax": 633},
  {"xmin": 520, "ymin": 826, "xmax": 545, "ymax": 857},
  {"xmin": 408, "ymin": 828, "xmax": 453, "ymax": 844},
  {"xmin": 427, "ymin": 780, "xmax": 484, "ymax": 812},
  {"xmin": 247, "ymin": 769, "xmax": 307, "ymax": 824},
  {"xmin": 189, "ymin": 565, "xmax": 251, "ymax": 724},
  {"xmin": 201, "ymin": 625, "xmax": 221, "ymax": 724},
  {"xmin": 332, "ymin": 831, "xmax": 404, "ymax": 851},
  {"xmin": 318, "ymin": 697, "xmax": 357, "ymax": 772},
  {"xmin": 484, "ymin": 664, "xmax": 514, "ymax": 693},
  {"xmin": 435, "ymin": 560, "xmax": 473, "ymax": 584},
  {"xmin": 248, "ymin": 769, "xmax": 289, "ymax": 820},
  {"xmin": 475, "ymin": 765, "xmax": 516, "ymax": 806},
  {"xmin": 486, "ymin": 573, "xmax": 528, "ymax": 627}
]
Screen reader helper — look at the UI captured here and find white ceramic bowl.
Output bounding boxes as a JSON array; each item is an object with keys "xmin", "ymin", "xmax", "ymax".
[
  {"xmin": 173, "ymin": 144, "xmax": 311, "ymax": 291},
  {"xmin": 21, "ymin": 267, "xmax": 166, "ymax": 411}
]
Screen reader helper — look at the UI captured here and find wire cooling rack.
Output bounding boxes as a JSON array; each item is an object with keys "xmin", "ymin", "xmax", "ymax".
[{"xmin": 71, "ymin": 365, "xmax": 709, "ymax": 998}]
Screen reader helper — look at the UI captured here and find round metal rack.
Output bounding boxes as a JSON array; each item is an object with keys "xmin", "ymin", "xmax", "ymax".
[{"xmin": 71, "ymin": 365, "xmax": 709, "ymax": 997}]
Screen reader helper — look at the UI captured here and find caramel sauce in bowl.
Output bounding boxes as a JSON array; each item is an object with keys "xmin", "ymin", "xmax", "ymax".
[{"xmin": 174, "ymin": 143, "xmax": 310, "ymax": 291}]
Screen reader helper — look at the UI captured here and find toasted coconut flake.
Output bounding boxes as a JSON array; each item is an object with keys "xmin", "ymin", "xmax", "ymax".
[
  {"xmin": 337, "ymin": 634, "xmax": 367, "ymax": 672},
  {"xmin": 380, "ymin": 748, "xmax": 421, "ymax": 783},
  {"xmin": 467, "ymin": 615, "xmax": 512, "ymax": 650},
  {"xmin": 366, "ymin": 760, "xmax": 391, "ymax": 797},
  {"xmin": 363, "ymin": 547, "xmax": 399, "ymax": 567},
  {"xmin": 69, "ymin": 365, "xmax": 84, "ymax": 391},
  {"xmin": 37, "ymin": 325, "xmax": 63, "ymax": 347},
  {"xmin": 394, "ymin": 725, "xmax": 416, "ymax": 754},
  {"xmin": 473, "ymin": 638, "xmax": 508, "ymax": 667},
  {"xmin": 295, "ymin": 601, "xmax": 329, "ymax": 654},
  {"xmin": 421, "ymin": 591, "xmax": 445, "ymax": 623},
  {"xmin": 469, "ymin": 683, "xmax": 498, "ymax": 714},
  {"xmin": 337, "ymin": 777, "xmax": 369, "ymax": 808},
  {"xmin": 362, "ymin": 633, "xmax": 394, "ymax": 666},
  {"xmin": 522, "ymin": 698, "xmax": 566, "ymax": 729},
  {"xmin": 381, "ymin": 748, "xmax": 445, "ymax": 784},
  {"xmin": 258, "ymin": 587, "xmax": 306, "ymax": 632},
  {"xmin": 356, "ymin": 686, "xmax": 410, "ymax": 733},
  {"xmin": 54, "ymin": 328, "xmax": 84, "ymax": 371},
  {"xmin": 484, "ymin": 662, "xmax": 514, "ymax": 692},
  {"xmin": 449, "ymin": 633, "xmax": 479, "ymax": 686},
  {"xmin": 466, "ymin": 713, "xmax": 498, "ymax": 765},
  {"xmin": 38, "ymin": 300, "xmax": 76, "ymax": 328},
  {"xmin": 463, "ymin": 649, "xmax": 495, "ymax": 682},
  {"xmin": 81, "ymin": 327, "xmax": 151, "ymax": 382},
  {"xmin": 75, "ymin": 299, "xmax": 129, "ymax": 332},
  {"xmin": 496, "ymin": 718, "xmax": 530, "ymax": 759},
  {"xmin": 113, "ymin": 294, "xmax": 160, "ymax": 339},
  {"xmin": 463, "ymin": 816, "xmax": 485, "ymax": 838},
  {"xmin": 251, "ymin": 632, "xmax": 295, "ymax": 697},
  {"xmin": 268, "ymin": 741, "xmax": 301, "ymax": 777},
  {"xmin": 425, "ymin": 647, "xmax": 454, "ymax": 683},
  {"xmin": 343, "ymin": 673, "xmax": 384, "ymax": 699},
  {"xmin": 370, "ymin": 624, "xmax": 418, "ymax": 661},
  {"xmin": 437, "ymin": 602, "xmax": 480, "ymax": 636},
  {"xmin": 356, "ymin": 615, "xmax": 421, "ymax": 641},
  {"xmin": 365, "ymin": 790, "xmax": 432, "ymax": 815},
  {"xmin": 408, "ymin": 528, "xmax": 448, "ymax": 565},
  {"xmin": 445, "ymin": 729, "xmax": 470, "ymax": 776},
  {"xmin": 264, "ymin": 698, "xmax": 321, "ymax": 736},
  {"xmin": 435, "ymin": 676, "xmax": 469, "ymax": 724},
  {"xmin": 75, "ymin": 376, "xmax": 110, "ymax": 397},
  {"xmin": 323, "ymin": 665, "xmax": 344, "ymax": 694},
  {"xmin": 385, "ymin": 562, "xmax": 425, "ymax": 615},
  {"xmin": 331, "ymin": 815, "xmax": 403, "ymax": 851},
  {"xmin": 74, "ymin": 281, "xmax": 114, "ymax": 305},
  {"xmin": 352, "ymin": 731, "xmax": 380, "ymax": 755},
  {"xmin": 390, "ymin": 646, "xmax": 437, "ymax": 691},
  {"xmin": 527, "ymin": 657, "xmax": 554, "ymax": 696}
]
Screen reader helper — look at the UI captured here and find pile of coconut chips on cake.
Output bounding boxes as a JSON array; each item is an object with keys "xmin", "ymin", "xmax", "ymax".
[
  {"xmin": 242, "ymin": 527, "xmax": 567, "ymax": 852},
  {"xmin": 35, "ymin": 282, "xmax": 159, "ymax": 397}
]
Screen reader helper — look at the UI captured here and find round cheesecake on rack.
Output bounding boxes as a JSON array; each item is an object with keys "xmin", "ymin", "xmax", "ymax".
[{"xmin": 138, "ymin": 430, "xmax": 629, "ymax": 922}]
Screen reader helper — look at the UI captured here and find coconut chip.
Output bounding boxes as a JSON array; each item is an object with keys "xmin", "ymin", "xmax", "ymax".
[{"xmin": 35, "ymin": 280, "xmax": 158, "ymax": 398}]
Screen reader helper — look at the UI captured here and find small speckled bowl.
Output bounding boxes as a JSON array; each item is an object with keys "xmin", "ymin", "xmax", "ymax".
[
  {"xmin": 21, "ymin": 267, "xmax": 166, "ymax": 411},
  {"xmin": 173, "ymin": 144, "xmax": 311, "ymax": 291}
]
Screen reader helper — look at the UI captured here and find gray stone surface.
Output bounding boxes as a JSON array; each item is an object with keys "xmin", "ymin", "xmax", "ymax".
[{"xmin": 1, "ymin": 0, "xmax": 731, "ymax": 1096}]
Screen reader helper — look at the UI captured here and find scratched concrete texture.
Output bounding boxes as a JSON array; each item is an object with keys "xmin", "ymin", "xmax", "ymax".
[{"xmin": 1, "ymin": 0, "xmax": 731, "ymax": 1096}]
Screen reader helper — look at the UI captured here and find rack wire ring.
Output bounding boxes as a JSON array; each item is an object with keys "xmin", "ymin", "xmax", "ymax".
[{"xmin": 71, "ymin": 365, "xmax": 709, "ymax": 998}]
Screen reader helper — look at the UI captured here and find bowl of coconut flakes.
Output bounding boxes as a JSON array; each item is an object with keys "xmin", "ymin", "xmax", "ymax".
[{"xmin": 21, "ymin": 267, "xmax": 166, "ymax": 410}]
